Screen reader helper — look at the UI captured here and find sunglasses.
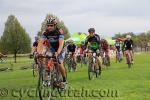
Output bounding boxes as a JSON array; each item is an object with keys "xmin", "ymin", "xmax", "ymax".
[
  {"xmin": 47, "ymin": 24, "xmax": 54, "ymax": 27},
  {"xmin": 89, "ymin": 32, "xmax": 94, "ymax": 34}
]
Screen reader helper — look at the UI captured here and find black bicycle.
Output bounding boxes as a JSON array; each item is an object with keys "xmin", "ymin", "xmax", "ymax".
[
  {"xmin": 87, "ymin": 52, "xmax": 102, "ymax": 80},
  {"xmin": 66, "ymin": 53, "xmax": 76, "ymax": 72}
]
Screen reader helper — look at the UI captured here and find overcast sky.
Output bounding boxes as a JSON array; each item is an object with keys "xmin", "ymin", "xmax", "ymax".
[{"xmin": 1, "ymin": 0, "xmax": 150, "ymax": 42}]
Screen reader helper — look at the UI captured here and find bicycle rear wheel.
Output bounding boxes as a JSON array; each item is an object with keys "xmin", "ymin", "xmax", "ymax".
[{"xmin": 88, "ymin": 57, "xmax": 95, "ymax": 80}]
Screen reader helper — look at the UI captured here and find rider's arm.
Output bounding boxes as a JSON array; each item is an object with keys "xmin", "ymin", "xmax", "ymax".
[
  {"xmin": 75, "ymin": 44, "xmax": 78, "ymax": 53},
  {"xmin": 31, "ymin": 42, "xmax": 38, "ymax": 54},
  {"xmin": 97, "ymin": 35, "xmax": 101, "ymax": 44},
  {"xmin": 36, "ymin": 34, "xmax": 47, "ymax": 55},
  {"xmin": 57, "ymin": 31, "xmax": 64, "ymax": 54},
  {"xmin": 84, "ymin": 37, "xmax": 89, "ymax": 50}
]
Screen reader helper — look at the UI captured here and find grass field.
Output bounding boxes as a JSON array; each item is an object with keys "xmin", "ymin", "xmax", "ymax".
[{"xmin": 0, "ymin": 52, "xmax": 150, "ymax": 100}]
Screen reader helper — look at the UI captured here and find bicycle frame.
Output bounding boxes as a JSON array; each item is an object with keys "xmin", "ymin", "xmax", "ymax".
[
  {"xmin": 87, "ymin": 51, "xmax": 101, "ymax": 80},
  {"xmin": 36, "ymin": 54, "xmax": 62, "ymax": 100}
]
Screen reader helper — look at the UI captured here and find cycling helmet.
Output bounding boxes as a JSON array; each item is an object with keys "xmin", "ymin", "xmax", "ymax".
[
  {"xmin": 88, "ymin": 28, "xmax": 95, "ymax": 33},
  {"xmin": 46, "ymin": 18, "xmax": 57, "ymax": 25},
  {"xmin": 126, "ymin": 35, "xmax": 131, "ymax": 39}
]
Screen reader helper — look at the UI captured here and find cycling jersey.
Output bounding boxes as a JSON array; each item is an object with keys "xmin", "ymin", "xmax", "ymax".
[
  {"xmin": 79, "ymin": 44, "xmax": 84, "ymax": 54},
  {"xmin": 42, "ymin": 30, "xmax": 64, "ymax": 51},
  {"xmin": 84, "ymin": 34, "xmax": 101, "ymax": 51},
  {"xmin": 101, "ymin": 41, "xmax": 109, "ymax": 50},
  {"xmin": 67, "ymin": 44, "xmax": 76, "ymax": 52},
  {"xmin": 123, "ymin": 39, "xmax": 133, "ymax": 50},
  {"xmin": 115, "ymin": 43, "xmax": 122, "ymax": 51}
]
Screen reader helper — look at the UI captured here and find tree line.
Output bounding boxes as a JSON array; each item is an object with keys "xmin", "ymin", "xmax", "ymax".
[
  {"xmin": 114, "ymin": 32, "xmax": 150, "ymax": 51},
  {"xmin": 0, "ymin": 14, "xmax": 150, "ymax": 63}
]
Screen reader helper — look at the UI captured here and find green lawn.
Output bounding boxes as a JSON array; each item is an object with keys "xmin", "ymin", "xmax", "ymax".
[{"xmin": 0, "ymin": 52, "xmax": 150, "ymax": 100}]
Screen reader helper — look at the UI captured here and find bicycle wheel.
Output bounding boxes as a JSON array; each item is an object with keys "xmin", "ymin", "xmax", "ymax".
[
  {"xmin": 37, "ymin": 64, "xmax": 44, "ymax": 100},
  {"xmin": 80, "ymin": 57, "xmax": 83, "ymax": 68},
  {"xmin": 67, "ymin": 59, "xmax": 72, "ymax": 72},
  {"xmin": 72, "ymin": 60, "xmax": 76, "ymax": 71},
  {"xmin": 32, "ymin": 63, "xmax": 38, "ymax": 77},
  {"xmin": 103, "ymin": 57, "xmax": 107, "ymax": 66},
  {"xmin": 96, "ymin": 65, "xmax": 102, "ymax": 78},
  {"xmin": 88, "ymin": 57, "xmax": 94, "ymax": 80}
]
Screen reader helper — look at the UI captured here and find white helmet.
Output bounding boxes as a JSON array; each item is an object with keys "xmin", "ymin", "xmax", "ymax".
[
  {"xmin": 68, "ymin": 39, "xmax": 74, "ymax": 44},
  {"xmin": 126, "ymin": 35, "xmax": 131, "ymax": 39}
]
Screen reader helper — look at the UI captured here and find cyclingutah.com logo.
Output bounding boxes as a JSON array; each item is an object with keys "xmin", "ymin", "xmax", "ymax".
[{"xmin": 0, "ymin": 87, "xmax": 119, "ymax": 98}]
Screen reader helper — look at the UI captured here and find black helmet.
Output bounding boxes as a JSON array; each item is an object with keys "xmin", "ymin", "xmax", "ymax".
[
  {"xmin": 46, "ymin": 18, "xmax": 57, "ymax": 25},
  {"xmin": 88, "ymin": 28, "xmax": 95, "ymax": 33}
]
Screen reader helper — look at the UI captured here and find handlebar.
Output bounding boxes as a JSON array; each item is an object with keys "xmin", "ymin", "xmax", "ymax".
[{"xmin": 37, "ymin": 54, "xmax": 61, "ymax": 64}]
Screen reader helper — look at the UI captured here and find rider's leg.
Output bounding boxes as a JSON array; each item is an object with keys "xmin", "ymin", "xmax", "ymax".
[
  {"xmin": 96, "ymin": 56, "xmax": 102, "ymax": 70},
  {"xmin": 59, "ymin": 60, "xmax": 67, "ymax": 82},
  {"xmin": 120, "ymin": 50, "xmax": 123, "ymax": 60},
  {"xmin": 59, "ymin": 59, "xmax": 68, "ymax": 90},
  {"xmin": 125, "ymin": 50, "xmax": 130, "ymax": 63},
  {"xmin": 116, "ymin": 50, "xmax": 118, "ymax": 62},
  {"xmin": 73, "ymin": 53, "xmax": 77, "ymax": 65},
  {"xmin": 129, "ymin": 50, "xmax": 134, "ymax": 61},
  {"xmin": 58, "ymin": 52, "xmax": 67, "ymax": 82},
  {"xmin": 106, "ymin": 49, "xmax": 110, "ymax": 64}
]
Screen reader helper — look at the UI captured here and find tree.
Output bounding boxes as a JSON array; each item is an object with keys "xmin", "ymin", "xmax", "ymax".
[
  {"xmin": 114, "ymin": 32, "xmax": 123, "ymax": 38},
  {"xmin": 0, "ymin": 15, "xmax": 31, "ymax": 63},
  {"xmin": 37, "ymin": 14, "xmax": 70, "ymax": 39}
]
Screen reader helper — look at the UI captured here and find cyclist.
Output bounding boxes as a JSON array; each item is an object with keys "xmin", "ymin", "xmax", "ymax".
[
  {"xmin": 84, "ymin": 28, "xmax": 102, "ymax": 71},
  {"xmin": 37, "ymin": 18, "xmax": 67, "ymax": 90},
  {"xmin": 101, "ymin": 38, "xmax": 110, "ymax": 66},
  {"xmin": 123, "ymin": 35, "xmax": 134, "ymax": 64},
  {"xmin": 79, "ymin": 42, "xmax": 86, "ymax": 64},
  {"xmin": 115, "ymin": 40, "xmax": 123, "ymax": 62},
  {"xmin": 31, "ymin": 36, "xmax": 39, "ymax": 63},
  {"xmin": 33, "ymin": 36, "xmax": 39, "ymax": 51},
  {"xmin": 67, "ymin": 40, "xmax": 77, "ymax": 69}
]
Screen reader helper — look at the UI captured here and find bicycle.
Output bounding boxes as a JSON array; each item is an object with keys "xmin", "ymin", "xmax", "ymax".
[
  {"xmin": 67, "ymin": 53, "xmax": 77, "ymax": 72},
  {"xmin": 102, "ymin": 51, "xmax": 110, "ymax": 67},
  {"xmin": 76, "ymin": 53, "xmax": 86, "ymax": 68},
  {"xmin": 116, "ymin": 50, "xmax": 122, "ymax": 63},
  {"xmin": 31, "ymin": 52, "xmax": 38, "ymax": 77},
  {"xmin": 86, "ymin": 51, "xmax": 102, "ymax": 80},
  {"xmin": 32, "ymin": 62, "xmax": 38, "ymax": 77},
  {"xmin": 36, "ymin": 53, "xmax": 67, "ymax": 100}
]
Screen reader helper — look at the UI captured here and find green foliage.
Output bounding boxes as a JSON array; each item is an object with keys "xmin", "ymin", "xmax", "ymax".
[
  {"xmin": 38, "ymin": 14, "xmax": 70, "ymax": 40},
  {"xmin": 0, "ymin": 15, "xmax": 31, "ymax": 62}
]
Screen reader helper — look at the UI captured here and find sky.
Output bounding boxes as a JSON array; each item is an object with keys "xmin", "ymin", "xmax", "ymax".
[{"xmin": 0, "ymin": 0, "xmax": 150, "ymax": 42}]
